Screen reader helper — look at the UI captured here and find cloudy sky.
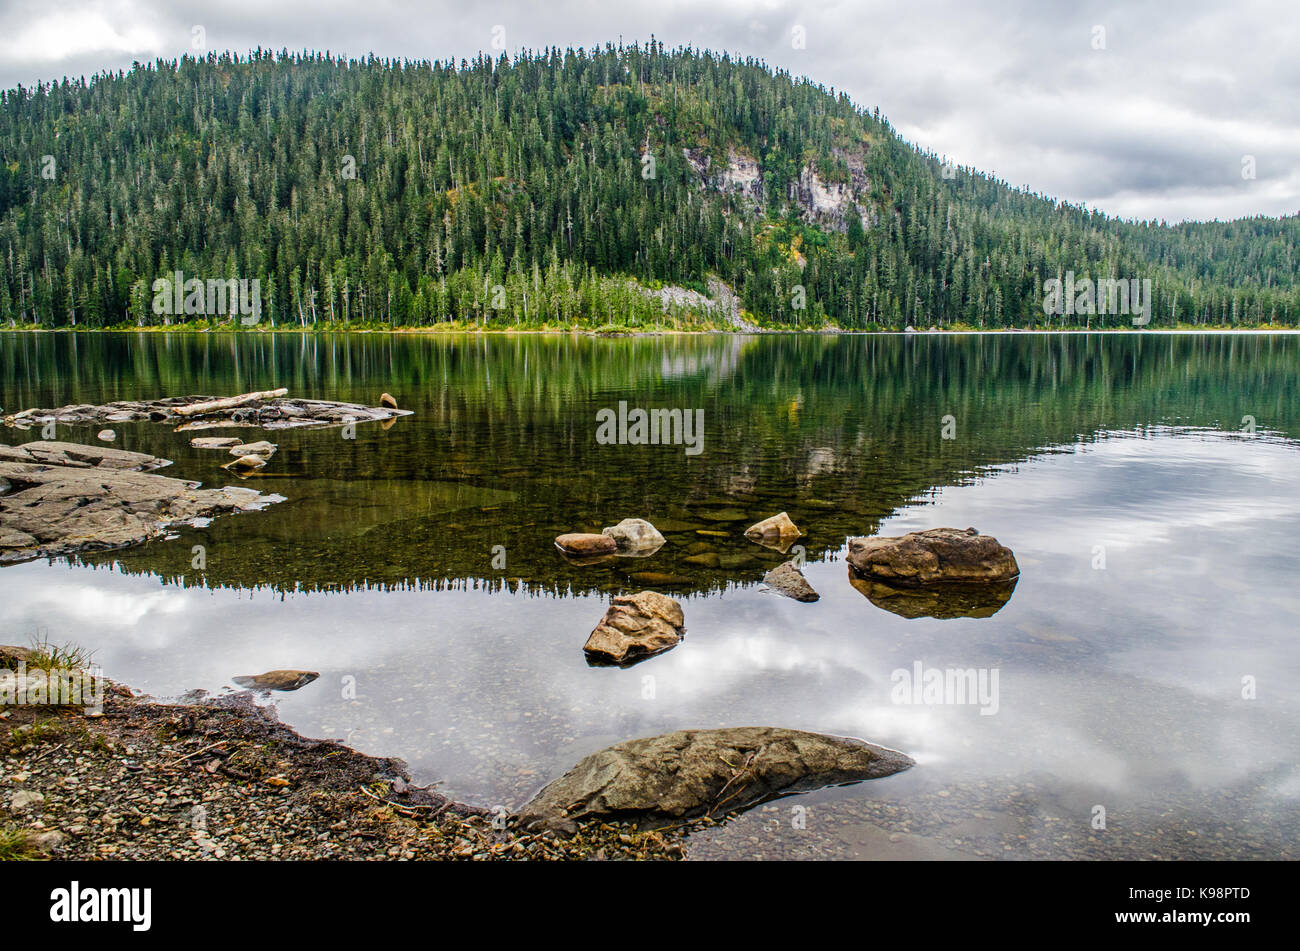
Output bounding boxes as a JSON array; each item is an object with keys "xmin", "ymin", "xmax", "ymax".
[{"xmin": 1, "ymin": 0, "xmax": 1295, "ymax": 223}]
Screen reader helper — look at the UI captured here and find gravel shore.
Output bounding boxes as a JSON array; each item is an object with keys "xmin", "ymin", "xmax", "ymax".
[{"xmin": 1, "ymin": 676, "xmax": 686, "ymax": 862}]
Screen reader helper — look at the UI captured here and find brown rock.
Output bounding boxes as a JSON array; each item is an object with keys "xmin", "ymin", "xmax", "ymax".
[
  {"xmin": 764, "ymin": 560, "xmax": 820, "ymax": 602},
  {"xmin": 846, "ymin": 527, "xmax": 1019, "ymax": 586},
  {"xmin": 232, "ymin": 670, "xmax": 319, "ymax": 691},
  {"xmin": 583, "ymin": 591, "xmax": 685, "ymax": 666},
  {"xmin": 224, "ymin": 454, "xmax": 267, "ymax": 474},
  {"xmin": 516, "ymin": 726, "xmax": 913, "ymax": 830},
  {"xmin": 849, "ymin": 574, "xmax": 1018, "ymax": 619},
  {"xmin": 554, "ymin": 532, "xmax": 617, "ymax": 556},
  {"xmin": 744, "ymin": 511, "xmax": 803, "ymax": 542},
  {"xmin": 380, "ymin": 392, "xmax": 399, "ymax": 409}
]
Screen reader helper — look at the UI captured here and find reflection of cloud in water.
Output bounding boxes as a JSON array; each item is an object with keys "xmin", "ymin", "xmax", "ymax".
[{"xmin": 1, "ymin": 428, "xmax": 1298, "ymax": 815}]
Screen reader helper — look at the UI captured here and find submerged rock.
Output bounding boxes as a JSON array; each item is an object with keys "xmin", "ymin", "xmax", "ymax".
[
  {"xmin": 849, "ymin": 574, "xmax": 1018, "ymax": 619},
  {"xmin": 601, "ymin": 517, "xmax": 666, "ymax": 554},
  {"xmin": 583, "ymin": 591, "xmax": 685, "ymax": 666},
  {"xmin": 554, "ymin": 532, "xmax": 618, "ymax": 556},
  {"xmin": 190, "ymin": 437, "xmax": 242, "ymax": 450},
  {"xmin": 763, "ymin": 560, "xmax": 820, "ymax": 602},
  {"xmin": 846, "ymin": 527, "xmax": 1019, "ymax": 586},
  {"xmin": 744, "ymin": 511, "xmax": 803, "ymax": 544},
  {"xmin": 224, "ymin": 454, "xmax": 267, "ymax": 474},
  {"xmin": 0, "ymin": 442, "xmax": 282, "ymax": 564},
  {"xmin": 517, "ymin": 726, "xmax": 913, "ymax": 830},
  {"xmin": 231, "ymin": 670, "xmax": 319, "ymax": 692}
]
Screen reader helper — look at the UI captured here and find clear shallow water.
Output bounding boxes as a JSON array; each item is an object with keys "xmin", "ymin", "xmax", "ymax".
[{"xmin": 1, "ymin": 332, "xmax": 1297, "ymax": 859}]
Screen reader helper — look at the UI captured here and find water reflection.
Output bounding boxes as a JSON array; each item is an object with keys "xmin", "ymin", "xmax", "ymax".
[{"xmin": 2, "ymin": 333, "xmax": 1299, "ymax": 858}]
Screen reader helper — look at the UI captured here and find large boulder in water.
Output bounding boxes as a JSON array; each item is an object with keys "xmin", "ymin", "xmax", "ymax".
[
  {"xmin": 516, "ymin": 726, "xmax": 913, "ymax": 831},
  {"xmin": 583, "ymin": 591, "xmax": 684, "ymax": 666},
  {"xmin": 847, "ymin": 527, "xmax": 1019, "ymax": 586}
]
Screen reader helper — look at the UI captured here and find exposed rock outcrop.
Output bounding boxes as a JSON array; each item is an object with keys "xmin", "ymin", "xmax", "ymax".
[
  {"xmin": 517, "ymin": 726, "xmax": 912, "ymax": 831},
  {"xmin": 0, "ymin": 441, "xmax": 282, "ymax": 564},
  {"xmin": 846, "ymin": 527, "xmax": 1019, "ymax": 586},
  {"xmin": 582, "ymin": 591, "xmax": 685, "ymax": 666}
]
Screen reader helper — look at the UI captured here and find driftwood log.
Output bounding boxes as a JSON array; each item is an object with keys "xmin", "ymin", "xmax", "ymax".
[{"xmin": 2, "ymin": 389, "xmax": 412, "ymax": 431}]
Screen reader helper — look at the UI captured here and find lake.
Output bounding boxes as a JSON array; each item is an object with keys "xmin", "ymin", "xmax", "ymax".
[{"xmin": 1, "ymin": 330, "xmax": 1297, "ymax": 859}]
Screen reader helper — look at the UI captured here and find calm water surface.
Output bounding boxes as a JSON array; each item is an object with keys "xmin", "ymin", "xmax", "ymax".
[{"xmin": 1, "ymin": 331, "xmax": 1297, "ymax": 859}]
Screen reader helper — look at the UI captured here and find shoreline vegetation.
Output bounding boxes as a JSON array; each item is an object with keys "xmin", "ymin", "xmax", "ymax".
[{"xmin": 6, "ymin": 321, "xmax": 1300, "ymax": 335}]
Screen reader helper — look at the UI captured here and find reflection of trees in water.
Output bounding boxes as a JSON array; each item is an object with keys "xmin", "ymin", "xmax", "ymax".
[{"xmin": 9, "ymin": 331, "xmax": 1300, "ymax": 596}]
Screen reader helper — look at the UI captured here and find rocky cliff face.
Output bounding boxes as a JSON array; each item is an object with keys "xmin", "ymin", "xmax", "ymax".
[{"xmin": 683, "ymin": 145, "xmax": 872, "ymax": 234}]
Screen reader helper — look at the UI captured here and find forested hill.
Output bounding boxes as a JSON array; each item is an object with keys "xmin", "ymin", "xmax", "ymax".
[{"xmin": 1, "ymin": 42, "xmax": 1297, "ymax": 330}]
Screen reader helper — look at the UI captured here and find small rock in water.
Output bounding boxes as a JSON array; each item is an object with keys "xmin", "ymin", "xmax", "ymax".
[
  {"xmin": 763, "ymin": 560, "xmax": 820, "ymax": 602},
  {"xmin": 847, "ymin": 527, "xmax": 1019, "ymax": 585},
  {"xmin": 231, "ymin": 670, "xmax": 320, "ymax": 691},
  {"xmin": 554, "ymin": 532, "xmax": 618, "ymax": 556},
  {"xmin": 744, "ymin": 511, "xmax": 803, "ymax": 544},
  {"xmin": 601, "ymin": 517, "xmax": 666, "ymax": 554},
  {"xmin": 229, "ymin": 440, "xmax": 277, "ymax": 458},
  {"xmin": 96, "ymin": 429, "xmax": 115, "ymax": 442},
  {"xmin": 583, "ymin": 591, "xmax": 685, "ymax": 666},
  {"xmin": 190, "ymin": 437, "xmax": 242, "ymax": 449},
  {"xmin": 380, "ymin": 392, "xmax": 399, "ymax": 409}
]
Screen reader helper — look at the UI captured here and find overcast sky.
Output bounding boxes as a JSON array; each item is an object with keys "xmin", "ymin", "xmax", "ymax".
[{"xmin": 1, "ymin": 0, "xmax": 1295, "ymax": 224}]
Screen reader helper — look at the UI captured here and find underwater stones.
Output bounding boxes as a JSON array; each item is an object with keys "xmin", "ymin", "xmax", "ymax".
[
  {"xmin": 516, "ymin": 726, "xmax": 913, "ymax": 831},
  {"xmin": 582, "ymin": 591, "xmax": 685, "ymax": 666},
  {"xmin": 763, "ymin": 560, "xmax": 820, "ymax": 602},
  {"xmin": 231, "ymin": 670, "xmax": 320, "ymax": 691},
  {"xmin": 846, "ymin": 527, "xmax": 1019, "ymax": 586},
  {"xmin": 554, "ymin": 532, "xmax": 618, "ymax": 557},
  {"xmin": 601, "ymin": 517, "xmax": 666, "ymax": 554},
  {"xmin": 744, "ymin": 511, "xmax": 803, "ymax": 544}
]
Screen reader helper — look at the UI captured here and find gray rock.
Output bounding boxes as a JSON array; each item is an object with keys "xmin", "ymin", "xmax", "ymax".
[
  {"xmin": 0, "ymin": 443, "xmax": 282, "ymax": 563},
  {"xmin": 10, "ymin": 789, "xmax": 45, "ymax": 811},
  {"xmin": 601, "ymin": 517, "xmax": 666, "ymax": 554},
  {"xmin": 763, "ymin": 560, "xmax": 820, "ymax": 602},
  {"xmin": 190, "ymin": 437, "xmax": 242, "ymax": 449},
  {"xmin": 230, "ymin": 440, "xmax": 277, "ymax": 458},
  {"xmin": 517, "ymin": 726, "xmax": 913, "ymax": 830}
]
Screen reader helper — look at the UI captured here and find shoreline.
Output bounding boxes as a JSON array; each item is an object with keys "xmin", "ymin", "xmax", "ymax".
[
  {"xmin": 4, "ymin": 325, "xmax": 1300, "ymax": 337},
  {"xmin": 1, "ymin": 656, "xmax": 687, "ymax": 861}
]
